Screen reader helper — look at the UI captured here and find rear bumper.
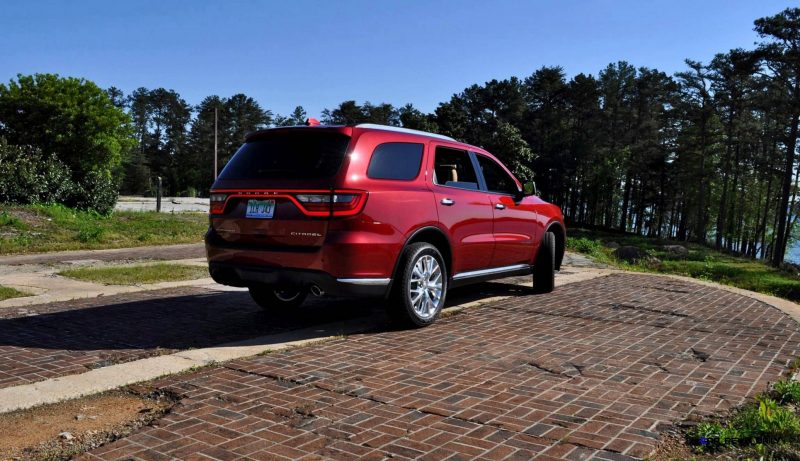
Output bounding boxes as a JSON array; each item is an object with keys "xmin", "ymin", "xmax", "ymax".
[{"xmin": 208, "ymin": 261, "xmax": 390, "ymax": 297}]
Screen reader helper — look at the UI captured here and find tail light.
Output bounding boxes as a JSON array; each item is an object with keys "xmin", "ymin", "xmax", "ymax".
[
  {"xmin": 295, "ymin": 191, "xmax": 366, "ymax": 217},
  {"xmin": 209, "ymin": 193, "xmax": 227, "ymax": 215},
  {"xmin": 207, "ymin": 190, "xmax": 366, "ymax": 217}
]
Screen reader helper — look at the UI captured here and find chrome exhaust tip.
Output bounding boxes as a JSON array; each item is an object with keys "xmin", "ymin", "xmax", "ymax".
[{"xmin": 310, "ymin": 285, "xmax": 324, "ymax": 297}]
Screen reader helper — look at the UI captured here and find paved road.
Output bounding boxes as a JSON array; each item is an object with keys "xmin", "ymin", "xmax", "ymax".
[
  {"xmin": 59, "ymin": 273, "xmax": 798, "ymax": 460},
  {"xmin": 115, "ymin": 196, "xmax": 209, "ymax": 213}
]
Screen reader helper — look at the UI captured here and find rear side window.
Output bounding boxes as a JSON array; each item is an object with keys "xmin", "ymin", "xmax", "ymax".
[
  {"xmin": 433, "ymin": 147, "xmax": 479, "ymax": 190},
  {"xmin": 218, "ymin": 132, "xmax": 350, "ymax": 180},
  {"xmin": 367, "ymin": 143, "xmax": 424, "ymax": 180}
]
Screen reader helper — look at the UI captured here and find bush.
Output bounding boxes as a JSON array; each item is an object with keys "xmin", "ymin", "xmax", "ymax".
[
  {"xmin": 0, "ymin": 137, "xmax": 74, "ymax": 205},
  {"xmin": 67, "ymin": 170, "xmax": 120, "ymax": 215}
]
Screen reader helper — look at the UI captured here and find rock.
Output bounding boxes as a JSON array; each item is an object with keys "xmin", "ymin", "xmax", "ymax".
[
  {"xmin": 780, "ymin": 262, "xmax": 800, "ymax": 274},
  {"xmin": 75, "ymin": 414, "xmax": 86, "ymax": 421},
  {"xmin": 59, "ymin": 432, "xmax": 74, "ymax": 440},
  {"xmin": 662, "ymin": 245, "xmax": 689, "ymax": 257},
  {"xmin": 604, "ymin": 241, "xmax": 620, "ymax": 249},
  {"xmin": 613, "ymin": 246, "xmax": 648, "ymax": 263}
]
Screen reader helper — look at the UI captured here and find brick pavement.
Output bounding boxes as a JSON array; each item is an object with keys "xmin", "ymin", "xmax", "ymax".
[
  {"xmin": 73, "ymin": 273, "xmax": 800, "ymax": 460},
  {"xmin": 0, "ymin": 287, "xmax": 378, "ymax": 389}
]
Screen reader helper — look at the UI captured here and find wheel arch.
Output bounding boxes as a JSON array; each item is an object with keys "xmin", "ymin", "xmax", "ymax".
[
  {"xmin": 543, "ymin": 221, "xmax": 566, "ymax": 270},
  {"xmin": 386, "ymin": 226, "xmax": 453, "ymax": 298}
]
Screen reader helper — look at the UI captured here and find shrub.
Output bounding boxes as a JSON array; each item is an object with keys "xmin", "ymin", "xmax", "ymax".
[
  {"xmin": 66, "ymin": 170, "xmax": 120, "ymax": 215},
  {"xmin": 0, "ymin": 137, "xmax": 75, "ymax": 205},
  {"xmin": 568, "ymin": 237, "xmax": 606, "ymax": 258}
]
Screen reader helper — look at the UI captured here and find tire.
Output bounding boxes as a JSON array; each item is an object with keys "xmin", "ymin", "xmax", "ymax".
[
  {"xmin": 532, "ymin": 231, "xmax": 556, "ymax": 294},
  {"xmin": 389, "ymin": 243, "xmax": 448, "ymax": 327},
  {"xmin": 248, "ymin": 285, "xmax": 308, "ymax": 310}
]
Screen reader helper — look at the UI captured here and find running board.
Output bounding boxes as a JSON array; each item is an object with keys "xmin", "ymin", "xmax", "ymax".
[{"xmin": 450, "ymin": 264, "xmax": 532, "ymax": 288}]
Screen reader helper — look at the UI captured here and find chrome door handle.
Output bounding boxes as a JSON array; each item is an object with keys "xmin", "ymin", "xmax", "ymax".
[
  {"xmin": 441, "ymin": 198, "xmax": 455, "ymax": 206},
  {"xmin": 495, "ymin": 203, "xmax": 506, "ymax": 210}
]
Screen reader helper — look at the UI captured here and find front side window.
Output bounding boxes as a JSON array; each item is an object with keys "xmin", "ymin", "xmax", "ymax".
[
  {"xmin": 367, "ymin": 143, "xmax": 423, "ymax": 180},
  {"xmin": 476, "ymin": 155, "xmax": 519, "ymax": 195},
  {"xmin": 433, "ymin": 147, "xmax": 479, "ymax": 190}
]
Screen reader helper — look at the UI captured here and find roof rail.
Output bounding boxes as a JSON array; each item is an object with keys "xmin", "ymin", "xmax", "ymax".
[{"xmin": 354, "ymin": 123, "xmax": 455, "ymax": 142}]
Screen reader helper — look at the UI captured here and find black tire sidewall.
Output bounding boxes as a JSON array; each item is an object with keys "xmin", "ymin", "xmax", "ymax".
[
  {"xmin": 533, "ymin": 231, "xmax": 556, "ymax": 293},
  {"xmin": 393, "ymin": 243, "xmax": 447, "ymax": 327}
]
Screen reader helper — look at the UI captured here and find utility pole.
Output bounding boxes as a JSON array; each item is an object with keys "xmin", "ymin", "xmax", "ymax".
[{"xmin": 214, "ymin": 107, "xmax": 218, "ymax": 179}]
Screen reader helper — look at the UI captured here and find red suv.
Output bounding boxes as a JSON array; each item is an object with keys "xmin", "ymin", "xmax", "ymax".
[{"xmin": 206, "ymin": 123, "xmax": 565, "ymax": 326}]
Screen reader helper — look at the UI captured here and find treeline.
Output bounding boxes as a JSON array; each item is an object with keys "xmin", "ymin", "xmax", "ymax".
[
  {"xmin": 320, "ymin": 8, "xmax": 800, "ymax": 267},
  {"xmin": 2, "ymin": 7, "xmax": 799, "ymax": 266},
  {"xmin": 111, "ymin": 91, "xmax": 441, "ymax": 198}
]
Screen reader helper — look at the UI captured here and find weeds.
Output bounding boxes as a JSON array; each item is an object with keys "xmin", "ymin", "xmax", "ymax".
[
  {"xmin": 59, "ymin": 263, "xmax": 208, "ymax": 285},
  {"xmin": 0, "ymin": 211, "xmax": 21, "ymax": 227},
  {"xmin": 0, "ymin": 204, "xmax": 207, "ymax": 254},
  {"xmin": 688, "ymin": 388, "xmax": 800, "ymax": 456},
  {"xmin": 568, "ymin": 228, "xmax": 800, "ymax": 302},
  {"xmin": 0, "ymin": 285, "xmax": 29, "ymax": 301},
  {"xmin": 773, "ymin": 380, "xmax": 800, "ymax": 405}
]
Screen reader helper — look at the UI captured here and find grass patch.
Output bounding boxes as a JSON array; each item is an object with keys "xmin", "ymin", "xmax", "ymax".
[
  {"xmin": 0, "ymin": 285, "xmax": 29, "ymax": 301},
  {"xmin": 59, "ymin": 263, "xmax": 209, "ymax": 285},
  {"xmin": 681, "ymin": 380, "xmax": 800, "ymax": 459},
  {"xmin": 0, "ymin": 204, "xmax": 207, "ymax": 255},
  {"xmin": 568, "ymin": 228, "xmax": 800, "ymax": 302}
]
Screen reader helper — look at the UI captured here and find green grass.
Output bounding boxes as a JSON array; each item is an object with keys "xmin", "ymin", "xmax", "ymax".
[
  {"xmin": 567, "ymin": 228, "xmax": 800, "ymax": 302},
  {"xmin": 686, "ymin": 383, "xmax": 800, "ymax": 458},
  {"xmin": 59, "ymin": 263, "xmax": 209, "ymax": 285},
  {"xmin": 0, "ymin": 204, "xmax": 207, "ymax": 255},
  {"xmin": 0, "ymin": 285, "xmax": 29, "ymax": 301}
]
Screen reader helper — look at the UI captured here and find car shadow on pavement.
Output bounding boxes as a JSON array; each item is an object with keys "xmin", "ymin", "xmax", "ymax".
[{"xmin": 0, "ymin": 277, "xmax": 535, "ymax": 353}]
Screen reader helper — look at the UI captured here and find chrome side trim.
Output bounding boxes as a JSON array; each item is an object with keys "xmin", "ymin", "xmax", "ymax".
[
  {"xmin": 452, "ymin": 264, "xmax": 530, "ymax": 281},
  {"xmin": 337, "ymin": 278, "xmax": 391, "ymax": 286}
]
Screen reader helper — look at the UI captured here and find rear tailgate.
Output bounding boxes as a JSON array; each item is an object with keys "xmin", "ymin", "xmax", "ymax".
[
  {"xmin": 209, "ymin": 129, "xmax": 352, "ymax": 248},
  {"xmin": 212, "ymin": 191, "xmax": 331, "ymax": 247}
]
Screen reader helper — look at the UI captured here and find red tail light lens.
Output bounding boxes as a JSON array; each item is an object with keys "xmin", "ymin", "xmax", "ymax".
[
  {"xmin": 207, "ymin": 190, "xmax": 366, "ymax": 217},
  {"xmin": 209, "ymin": 193, "xmax": 228, "ymax": 215},
  {"xmin": 295, "ymin": 191, "xmax": 366, "ymax": 217}
]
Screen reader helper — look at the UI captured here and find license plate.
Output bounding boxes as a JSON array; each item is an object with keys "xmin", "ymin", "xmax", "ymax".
[{"xmin": 245, "ymin": 199, "xmax": 275, "ymax": 219}]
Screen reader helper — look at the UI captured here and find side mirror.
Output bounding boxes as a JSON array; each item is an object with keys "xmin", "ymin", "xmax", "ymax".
[{"xmin": 523, "ymin": 181, "xmax": 538, "ymax": 196}]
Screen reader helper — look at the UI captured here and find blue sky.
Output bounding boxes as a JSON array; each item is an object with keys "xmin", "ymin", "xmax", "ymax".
[{"xmin": 1, "ymin": 0, "xmax": 793, "ymax": 118}]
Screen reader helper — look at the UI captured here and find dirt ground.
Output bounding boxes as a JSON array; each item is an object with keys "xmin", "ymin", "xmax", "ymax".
[{"xmin": 0, "ymin": 388, "xmax": 176, "ymax": 461}]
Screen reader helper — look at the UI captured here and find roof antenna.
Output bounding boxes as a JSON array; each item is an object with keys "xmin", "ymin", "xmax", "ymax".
[{"xmin": 305, "ymin": 118, "xmax": 321, "ymax": 126}]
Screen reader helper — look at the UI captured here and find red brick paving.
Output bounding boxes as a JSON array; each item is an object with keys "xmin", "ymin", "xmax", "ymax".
[
  {"xmin": 0, "ymin": 286, "xmax": 378, "ymax": 389},
  {"xmin": 70, "ymin": 273, "xmax": 800, "ymax": 460}
]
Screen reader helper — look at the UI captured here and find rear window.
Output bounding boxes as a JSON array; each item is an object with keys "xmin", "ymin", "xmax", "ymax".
[
  {"xmin": 218, "ymin": 132, "xmax": 351, "ymax": 180},
  {"xmin": 367, "ymin": 143, "xmax": 424, "ymax": 180}
]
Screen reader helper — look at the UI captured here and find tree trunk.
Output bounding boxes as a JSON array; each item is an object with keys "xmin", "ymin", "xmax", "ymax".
[{"xmin": 772, "ymin": 112, "xmax": 799, "ymax": 266}]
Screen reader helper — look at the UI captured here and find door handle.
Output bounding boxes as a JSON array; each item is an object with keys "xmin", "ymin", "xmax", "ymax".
[
  {"xmin": 495, "ymin": 203, "xmax": 506, "ymax": 210},
  {"xmin": 441, "ymin": 198, "xmax": 455, "ymax": 206}
]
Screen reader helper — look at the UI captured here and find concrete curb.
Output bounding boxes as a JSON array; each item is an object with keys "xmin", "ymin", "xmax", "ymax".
[{"xmin": 0, "ymin": 258, "xmax": 224, "ymax": 309}]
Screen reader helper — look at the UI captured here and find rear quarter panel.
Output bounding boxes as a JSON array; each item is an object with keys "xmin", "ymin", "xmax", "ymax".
[{"xmin": 326, "ymin": 131, "xmax": 439, "ymax": 278}]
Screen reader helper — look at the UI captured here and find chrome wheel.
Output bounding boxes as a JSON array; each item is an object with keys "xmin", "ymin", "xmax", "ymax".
[{"xmin": 408, "ymin": 254, "xmax": 443, "ymax": 319}]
